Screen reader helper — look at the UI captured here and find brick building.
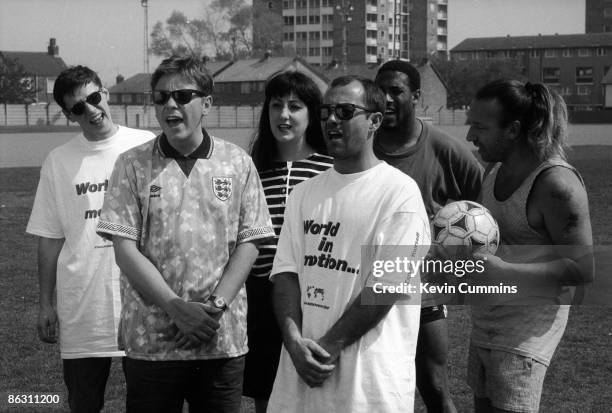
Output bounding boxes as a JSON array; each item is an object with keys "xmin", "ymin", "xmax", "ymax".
[
  {"xmin": 212, "ymin": 54, "xmax": 328, "ymax": 105},
  {"xmin": 450, "ymin": 33, "xmax": 612, "ymax": 110},
  {"xmin": 0, "ymin": 38, "xmax": 68, "ymax": 103},
  {"xmin": 586, "ymin": 0, "xmax": 612, "ymax": 33}
]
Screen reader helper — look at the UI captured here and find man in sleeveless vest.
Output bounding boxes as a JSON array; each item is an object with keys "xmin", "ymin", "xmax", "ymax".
[{"xmin": 465, "ymin": 79, "xmax": 594, "ymax": 413}]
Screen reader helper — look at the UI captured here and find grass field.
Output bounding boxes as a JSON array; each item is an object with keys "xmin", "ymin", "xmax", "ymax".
[{"xmin": 1, "ymin": 146, "xmax": 611, "ymax": 412}]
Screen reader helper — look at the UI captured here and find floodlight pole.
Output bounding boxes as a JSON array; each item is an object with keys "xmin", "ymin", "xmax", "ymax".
[{"xmin": 142, "ymin": 0, "xmax": 149, "ymax": 127}]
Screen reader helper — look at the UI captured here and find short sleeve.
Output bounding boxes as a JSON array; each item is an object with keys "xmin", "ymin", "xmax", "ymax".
[
  {"xmin": 96, "ymin": 154, "xmax": 143, "ymax": 241},
  {"xmin": 236, "ymin": 157, "xmax": 275, "ymax": 244},
  {"xmin": 26, "ymin": 157, "xmax": 64, "ymax": 238},
  {"xmin": 270, "ymin": 187, "xmax": 302, "ymax": 281},
  {"xmin": 455, "ymin": 146, "xmax": 484, "ymax": 202}
]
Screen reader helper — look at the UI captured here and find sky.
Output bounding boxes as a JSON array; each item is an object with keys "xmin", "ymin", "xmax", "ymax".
[{"xmin": 0, "ymin": 0, "xmax": 586, "ymax": 86}]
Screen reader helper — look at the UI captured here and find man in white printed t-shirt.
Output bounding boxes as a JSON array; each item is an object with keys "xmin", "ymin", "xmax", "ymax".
[
  {"xmin": 26, "ymin": 65, "xmax": 154, "ymax": 413},
  {"xmin": 268, "ymin": 75, "xmax": 431, "ymax": 413}
]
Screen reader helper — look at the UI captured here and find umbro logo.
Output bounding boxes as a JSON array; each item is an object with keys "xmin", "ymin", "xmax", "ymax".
[{"xmin": 150, "ymin": 185, "xmax": 161, "ymax": 198}]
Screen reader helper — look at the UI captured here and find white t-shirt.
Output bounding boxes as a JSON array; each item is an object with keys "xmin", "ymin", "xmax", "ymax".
[
  {"xmin": 268, "ymin": 161, "xmax": 431, "ymax": 413},
  {"xmin": 26, "ymin": 126, "xmax": 154, "ymax": 359}
]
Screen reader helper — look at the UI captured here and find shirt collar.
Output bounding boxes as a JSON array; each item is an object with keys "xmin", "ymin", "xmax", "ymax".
[{"xmin": 158, "ymin": 129, "xmax": 213, "ymax": 159}]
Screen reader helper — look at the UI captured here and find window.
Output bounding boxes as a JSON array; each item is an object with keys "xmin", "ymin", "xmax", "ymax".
[
  {"xmin": 562, "ymin": 49, "xmax": 571, "ymax": 57},
  {"xmin": 296, "ymin": 0, "xmax": 307, "ymax": 8},
  {"xmin": 322, "ymin": 14, "xmax": 334, "ymax": 24},
  {"xmin": 284, "ymin": 16, "xmax": 294, "ymax": 26},
  {"xmin": 596, "ymin": 47, "xmax": 606, "ymax": 56},
  {"xmin": 121, "ymin": 94, "xmax": 132, "ymax": 104},
  {"xmin": 367, "ymin": 30, "xmax": 377, "ymax": 39},
  {"xmin": 366, "ymin": 46, "xmax": 377, "ymax": 55},
  {"xmin": 309, "ymin": 0, "xmax": 320, "ymax": 7},
  {"xmin": 529, "ymin": 49, "xmax": 541, "ymax": 58},
  {"xmin": 366, "ymin": 13, "xmax": 377, "ymax": 22},
  {"xmin": 544, "ymin": 49, "xmax": 556, "ymax": 58},
  {"xmin": 381, "ymin": 14, "xmax": 385, "ymax": 22},
  {"xmin": 46, "ymin": 78, "xmax": 55, "ymax": 94},
  {"xmin": 296, "ymin": 31, "xmax": 308, "ymax": 41},
  {"xmin": 576, "ymin": 67, "xmax": 593, "ymax": 84},
  {"xmin": 284, "ymin": 32, "xmax": 295, "ymax": 41},
  {"xmin": 297, "ymin": 47, "xmax": 308, "ymax": 56},
  {"xmin": 323, "ymin": 47, "xmax": 333, "ymax": 56},
  {"xmin": 578, "ymin": 48, "xmax": 592, "ymax": 57},
  {"xmin": 368, "ymin": 0, "xmax": 378, "ymax": 5},
  {"xmin": 486, "ymin": 51, "xmax": 496, "ymax": 59},
  {"xmin": 322, "ymin": 30, "xmax": 333, "ymax": 40},
  {"xmin": 380, "ymin": 30, "xmax": 385, "ymax": 38},
  {"xmin": 240, "ymin": 82, "xmax": 251, "ymax": 94},
  {"xmin": 561, "ymin": 86, "xmax": 572, "ymax": 96},
  {"xmin": 308, "ymin": 15, "xmax": 320, "ymax": 24},
  {"xmin": 577, "ymin": 85, "xmax": 592, "ymax": 95},
  {"xmin": 309, "ymin": 31, "xmax": 320, "ymax": 40},
  {"xmin": 542, "ymin": 67, "xmax": 560, "ymax": 84},
  {"xmin": 296, "ymin": 15, "xmax": 307, "ymax": 25},
  {"xmin": 321, "ymin": 0, "xmax": 332, "ymax": 6},
  {"xmin": 309, "ymin": 47, "xmax": 321, "ymax": 56}
]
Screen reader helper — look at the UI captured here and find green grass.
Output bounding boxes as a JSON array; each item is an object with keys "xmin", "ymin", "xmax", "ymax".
[{"xmin": 1, "ymin": 146, "xmax": 611, "ymax": 412}]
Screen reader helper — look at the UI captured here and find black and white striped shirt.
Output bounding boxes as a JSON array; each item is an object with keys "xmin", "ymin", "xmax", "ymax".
[{"xmin": 251, "ymin": 153, "xmax": 333, "ymax": 278}]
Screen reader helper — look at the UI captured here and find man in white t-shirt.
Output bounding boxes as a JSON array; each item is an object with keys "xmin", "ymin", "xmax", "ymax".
[
  {"xmin": 267, "ymin": 75, "xmax": 431, "ymax": 413},
  {"xmin": 26, "ymin": 65, "xmax": 154, "ymax": 413}
]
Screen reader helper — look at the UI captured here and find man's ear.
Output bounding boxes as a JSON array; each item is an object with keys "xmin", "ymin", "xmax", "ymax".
[
  {"xmin": 202, "ymin": 95, "xmax": 212, "ymax": 116},
  {"xmin": 504, "ymin": 120, "xmax": 521, "ymax": 141},
  {"xmin": 369, "ymin": 112, "xmax": 383, "ymax": 132},
  {"xmin": 62, "ymin": 108, "xmax": 75, "ymax": 123},
  {"xmin": 412, "ymin": 89, "xmax": 421, "ymax": 105}
]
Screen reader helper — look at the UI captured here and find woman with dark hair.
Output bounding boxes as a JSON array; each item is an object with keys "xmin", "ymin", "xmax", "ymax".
[{"xmin": 244, "ymin": 71, "xmax": 333, "ymax": 413}]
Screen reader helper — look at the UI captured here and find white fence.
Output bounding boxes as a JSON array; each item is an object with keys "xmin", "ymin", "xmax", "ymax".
[{"xmin": 0, "ymin": 103, "xmax": 468, "ymax": 128}]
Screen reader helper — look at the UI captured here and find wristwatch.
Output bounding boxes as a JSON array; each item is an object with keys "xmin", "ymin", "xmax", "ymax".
[{"xmin": 209, "ymin": 295, "xmax": 228, "ymax": 312}]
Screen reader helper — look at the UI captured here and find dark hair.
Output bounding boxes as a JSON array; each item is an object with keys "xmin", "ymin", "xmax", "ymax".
[
  {"xmin": 376, "ymin": 60, "xmax": 420, "ymax": 91},
  {"xmin": 329, "ymin": 75, "xmax": 386, "ymax": 116},
  {"xmin": 53, "ymin": 65, "xmax": 103, "ymax": 109},
  {"xmin": 150, "ymin": 54, "xmax": 213, "ymax": 95},
  {"xmin": 250, "ymin": 71, "xmax": 326, "ymax": 171},
  {"xmin": 475, "ymin": 79, "xmax": 568, "ymax": 161}
]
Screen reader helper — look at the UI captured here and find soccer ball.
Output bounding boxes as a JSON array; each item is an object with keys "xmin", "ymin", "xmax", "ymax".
[{"xmin": 432, "ymin": 200, "xmax": 500, "ymax": 256}]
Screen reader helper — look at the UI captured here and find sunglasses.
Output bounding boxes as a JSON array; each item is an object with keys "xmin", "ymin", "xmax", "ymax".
[
  {"xmin": 319, "ymin": 103, "xmax": 373, "ymax": 121},
  {"xmin": 152, "ymin": 89, "xmax": 206, "ymax": 105},
  {"xmin": 68, "ymin": 90, "xmax": 103, "ymax": 116}
]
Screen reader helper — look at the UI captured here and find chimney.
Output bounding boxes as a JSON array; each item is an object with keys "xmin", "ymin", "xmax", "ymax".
[
  {"xmin": 47, "ymin": 38, "xmax": 59, "ymax": 56},
  {"xmin": 116, "ymin": 74, "xmax": 125, "ymax": 84}
]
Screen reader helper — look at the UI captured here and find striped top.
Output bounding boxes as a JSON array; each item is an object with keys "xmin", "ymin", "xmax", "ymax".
[{"xmin": 251, "ymin": 152, "xmax": 334, "ymax": 278}]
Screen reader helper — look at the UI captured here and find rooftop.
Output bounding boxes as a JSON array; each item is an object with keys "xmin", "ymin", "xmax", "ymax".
[
  {"xmin": 452, "ymin": 33, "xmax": 612, "ymax": 52},
  {"xmin": 0, "ymin": 51, "xmax": 67, "ymax": 77}
]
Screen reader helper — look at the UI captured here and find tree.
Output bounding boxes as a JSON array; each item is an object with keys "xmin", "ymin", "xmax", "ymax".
[
  {"xmin": 150, "ymin": 11, "xmax": 212, "ymax": 59},
  {"xmin": 150, "ymin": 1, "xmax": 283, "ymax": 61},
  {"xmin": 431, "ymin": 56, "xmax": 527, "ymax": 109},
  {"xmin": 252, "ymin": 1, "xmax": 283, "ymax": 55},
  {"xmin": 0, "ymin": 53, "xmax": 37, "ymax": 104}
]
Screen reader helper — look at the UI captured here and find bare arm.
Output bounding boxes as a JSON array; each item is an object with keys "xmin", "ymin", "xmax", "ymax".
[
  {"xmin": 317, "ymin": 291, "xmax": 400, "ymax": 364},
  {"xmin": 211, "ymin": 241, "xmax": 259, "ymax": 304},
  {"xmin": 273, "ymin": 272, "xmax": 334, "ymax": 387},
  {"xmin": 37, "ymin": 236, "xmax": 64, "ymax": 343}
]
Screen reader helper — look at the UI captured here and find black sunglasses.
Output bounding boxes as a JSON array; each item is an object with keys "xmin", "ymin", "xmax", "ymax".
[
  {"xmin": 68, "ymin": 90, "xmax": 103, "ymax": 116},
  {"xmin": 319, "ymin": 103, "xmax": 373, "ymax": 121},
  {"xmin": 152, "ymin": 89, "xmax": 206, "ymax": 105}
]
